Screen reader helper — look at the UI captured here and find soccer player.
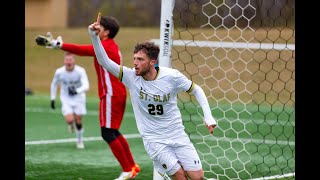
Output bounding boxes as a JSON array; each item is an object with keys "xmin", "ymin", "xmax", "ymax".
[
  {"xmin": 37, "ymin": 15, "xmax": 140, "ymax": 179},
  {"xmin": 50, "ymin": 52, "xmax": 89, "ymax": 149},
  {"xmin": 88, "ymin": 14, "xmax": 218, "ymax": 180}
]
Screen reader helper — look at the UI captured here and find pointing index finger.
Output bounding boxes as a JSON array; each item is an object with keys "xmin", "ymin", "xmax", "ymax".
[{"xmin": 97, "ymin": 12, "xmax": 101, "ymax": 24}]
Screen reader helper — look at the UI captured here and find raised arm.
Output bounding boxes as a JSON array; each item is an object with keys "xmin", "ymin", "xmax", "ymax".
[
  {"xmin": 88, "ymin": 13, "xmax": 120, "ymax": 78},
  {"xmin": 190, "ymin": 84, "xmax": 217, "ymax": 134}
]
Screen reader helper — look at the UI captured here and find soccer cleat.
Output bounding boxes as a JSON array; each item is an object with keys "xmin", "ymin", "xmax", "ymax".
[
  {"xmin": 113, "ymin": 171, "xmax": 134, "ymax": 180},
  {"xmin": 76, "ymin": 142, "xmax": 85, "ymax": 149},
  {"xmin": 132, "ymin": 164, "xmax": 140, "ymax": 177}
]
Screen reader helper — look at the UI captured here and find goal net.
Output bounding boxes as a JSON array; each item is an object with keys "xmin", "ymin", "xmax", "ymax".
[{"xmin": 154, "ymin": 0, "xmax": 295, "ymax": 179}]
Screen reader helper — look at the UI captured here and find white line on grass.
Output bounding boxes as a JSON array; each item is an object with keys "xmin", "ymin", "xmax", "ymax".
[
  {"xmin": 25, "ymin": 134, "xmax": 141, "ymax": 145},
  {"xmin": 25, "ymin": 135, "xmax": 295, "ymax": 180},
  {"xmin": 250, "ymin": 172, "xmax": 295, "ymax": 180},
  {"xmin": 26, "ymin": 108, "xmax": 295, "ymax": 146},
  {"xmin": 25, "ymin": 107, "xmax": 134, "ymax": 117},
  {"xmin": 25, "ymin": 134, "xmax": 294, "ymax": 146}
]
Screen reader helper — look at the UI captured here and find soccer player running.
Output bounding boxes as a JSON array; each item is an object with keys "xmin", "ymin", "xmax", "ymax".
[
  {"xmin": 89, "ymin": 13, "xmax": 218, "ymax": 180},
  {"xmin": 37, "ymin": 16, "xmax": 140, "ymax": 179},
  {"xmin": 50, "ymin": 52, "xmax": 89, "ymax": 149}
]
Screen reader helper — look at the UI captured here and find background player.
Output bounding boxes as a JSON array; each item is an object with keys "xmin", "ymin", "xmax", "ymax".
[{"xmin": 50, "ymin": 52, "xmax": 89, "ymax": 149}]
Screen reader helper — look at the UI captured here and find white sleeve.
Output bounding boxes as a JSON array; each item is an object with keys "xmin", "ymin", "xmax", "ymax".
[
  {"xmin": 76, "ymin": 68, "xmax": 89, "ymax": 94},
  {"xmin": 173, "ymin": 69, "xmax": 193, "ymax": 93},
  {"xmin": 190, "ymin": 84, "xmax": 217, "ymax": 126},
  {"xmin": 88, "ymin": 27, "xmax": 120, "ymax": 78},
  {"xmin": 50, "ymin": 70, "xmax": 59, "ymax": 101},
  {"xmin": 120, "ymin": 66, "xmax": 136, "ymax": 89}
]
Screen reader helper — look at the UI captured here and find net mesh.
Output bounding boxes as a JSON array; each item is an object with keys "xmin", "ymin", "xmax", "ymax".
[{"xmin": 169, "ymin": 0, "xmax": 295, "ymax": 179}]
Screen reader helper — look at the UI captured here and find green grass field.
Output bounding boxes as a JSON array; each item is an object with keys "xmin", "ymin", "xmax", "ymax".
[
  {"xmin": 26, "ymin": 94, "xmax": 154, "ymax": 180},
  {"xmin": 26, "ymin": 27, "xmax": 294, "ymax": 179},
  {"xmin": 25, "ymin": 94, "xmax": 294, "ymax": 180}
]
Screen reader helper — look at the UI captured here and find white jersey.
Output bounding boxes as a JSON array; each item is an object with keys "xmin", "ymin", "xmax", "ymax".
[
  {"xmin": 121, "ymin": 66, "xmax": 194, "ymax": 141},
  {"xmin": 50, "ymin": 65, "xmax": 89, "ymax": 105}
]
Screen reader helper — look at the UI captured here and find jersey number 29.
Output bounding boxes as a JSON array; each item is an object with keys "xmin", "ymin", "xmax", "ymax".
[{"xmin": 148, "ymin": 104, "xmax": 163, "ymax": 115}]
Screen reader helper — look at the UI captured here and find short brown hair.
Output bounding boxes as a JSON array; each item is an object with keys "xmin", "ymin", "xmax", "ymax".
[{"xmin": 134, "ymin": 41, "xmax": 160, "ymax": 60}]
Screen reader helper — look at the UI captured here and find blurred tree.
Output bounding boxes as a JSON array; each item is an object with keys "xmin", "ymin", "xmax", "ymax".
[{"xmin": 68, "ymin": 0, "xmax": 161, "ymax": 27}]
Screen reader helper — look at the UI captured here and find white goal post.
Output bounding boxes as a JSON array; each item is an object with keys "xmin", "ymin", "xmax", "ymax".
[
  {"xmin": 158, "ymin": 0, "xmax": 175, "ymax": 68},
  {"xmin": 153, "ymin": 0, "xmax": 175, "ymax": 179}
]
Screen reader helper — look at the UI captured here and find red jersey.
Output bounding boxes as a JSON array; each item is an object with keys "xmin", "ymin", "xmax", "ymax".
[{"xmin": 61, "ymin": 39, "xmax": 126, "ymax": 98}]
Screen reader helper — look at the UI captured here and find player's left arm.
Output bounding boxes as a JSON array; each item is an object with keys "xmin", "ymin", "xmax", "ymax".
[
  {"xmin": 189, "ymin": 83, "xmax": 217, "ymax": 134},
  {"xmin": 175, "ymin": 69, "xmax": 217, "ymax": 134},
  {"xmin": 75, "ymin": 68, "xmax": 90, "ymax": 94}
]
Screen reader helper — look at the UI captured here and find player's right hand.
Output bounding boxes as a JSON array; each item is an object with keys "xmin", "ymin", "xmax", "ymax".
[
  {"xmin": 50, "ymin": 100, "xmax": 55, "ymax": 110},
  {"xmin": 88, "ymin": 12, "xmax": 102, "ymax": 35}
]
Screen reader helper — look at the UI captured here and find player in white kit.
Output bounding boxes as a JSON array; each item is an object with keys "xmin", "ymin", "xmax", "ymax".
[
  {"xmin": 89, "ymin": 14, "xmax": 217, "ymax": 179},
  {"xmin": 50, "ymin": 52, "xmax": 90, "ymax": 149}
]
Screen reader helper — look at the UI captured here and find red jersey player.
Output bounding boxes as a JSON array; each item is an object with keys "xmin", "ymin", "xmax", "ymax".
[{"xmin": 37, "ymin": 16, "xmax": 140, "ymax": 180}]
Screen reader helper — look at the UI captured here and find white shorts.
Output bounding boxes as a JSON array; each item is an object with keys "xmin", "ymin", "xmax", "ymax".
[
  {"xmin": 143, "ymin": 134, "xmax": 202, "ymax": 176},
  {"xmin": 61, "ymin": 101, "xmax": 87, "ymax": 116}
]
